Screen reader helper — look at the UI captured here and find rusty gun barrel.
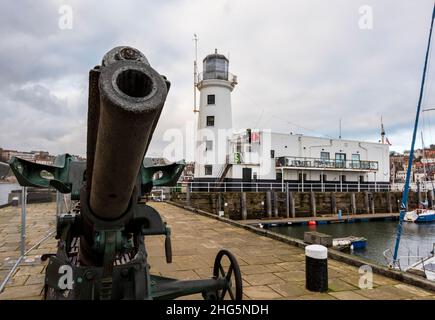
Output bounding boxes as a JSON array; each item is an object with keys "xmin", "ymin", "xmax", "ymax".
[{"xmin": 89, "ymin": 46, "xmax": 169, "ymax": 220}]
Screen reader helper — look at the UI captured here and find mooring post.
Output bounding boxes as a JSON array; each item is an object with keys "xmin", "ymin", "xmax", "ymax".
[
  {"xmin": 387, "ymin": 192, "xmax": 393, "ymax": 213},
  {"xmin": 350, "ymin": 192, "xmax": 356, "ymax": 214},
  {"xmin": 289, "ymin": 191, "xmax": 296, "ymax": 218},
  {"xmin": 273, "ymin": 191, "xmax": 279, "ymax": 217},
  {"xmin": 305, "ymin": 245, "xmax": 328, "ymax": 292},
  {"xmin": 310, "ymin": 191, "xmax": 316, "ymax": 217},
  {"xmin": 331, "ymin": 192, "xmax": 337, "ymax": 215},
  {"xmin": 266, "ymin": 191, "xmax": 272, "ymax": 218},
  {"xmin": 186, "ymin": 182, "xmax": 191, "ymax": 207},
  {"xmin": 364, "ymin": 191, "xmax": 370, "ymax": 214},
  {"xmin": 285, "ymin": 183, "xmax": 290, "ymax": 218},
  {"xmin": 241, "ymin": 192, "xmax": 247, "ymax": 220}
]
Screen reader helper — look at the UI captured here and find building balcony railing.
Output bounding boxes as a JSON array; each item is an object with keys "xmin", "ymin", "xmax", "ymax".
[
  {"xmin": 275, "ymin": 156, "xmax": 378, "ymax": 171},
  {"xmin": 197, "ymin": 71, "xmax": 238, "ymax": 84}
]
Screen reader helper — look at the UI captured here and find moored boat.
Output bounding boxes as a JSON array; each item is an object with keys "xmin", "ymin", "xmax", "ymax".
[
  {"xmin": 333, "ymin": 236, "xmax": 367, "ymax": 251},
  {"xmin": 404, "ymin": 209, "xmax": 435, "ymax": 223}
]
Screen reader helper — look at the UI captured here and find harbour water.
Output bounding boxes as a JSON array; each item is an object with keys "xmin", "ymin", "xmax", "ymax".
[
  {"xmin": 272, "ymin": 220, "xmax": 435, "ymax": 270},
  {"xmin": 0, "ymin": 183, "xmax": 19, "ymax": 205}
]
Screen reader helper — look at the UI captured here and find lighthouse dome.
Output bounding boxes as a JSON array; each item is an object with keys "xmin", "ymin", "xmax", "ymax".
[{"xmin": 202, "ymin": 49, "xmax": 229, "ymax": 80}]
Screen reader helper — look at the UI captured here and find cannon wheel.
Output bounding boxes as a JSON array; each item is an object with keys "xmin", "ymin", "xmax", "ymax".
[{"xmin": 213, "ymin": 249, "xmax": 242, "ymax": 300}]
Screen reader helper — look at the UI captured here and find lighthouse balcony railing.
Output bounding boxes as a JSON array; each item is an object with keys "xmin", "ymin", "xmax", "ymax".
[
  {"xmin": 275, "ymin": 156, "xmax": 378, "ymax": 171},
  {"xmin": 197, "ymin": 71, "xmax": 238, "ymax": 84}
]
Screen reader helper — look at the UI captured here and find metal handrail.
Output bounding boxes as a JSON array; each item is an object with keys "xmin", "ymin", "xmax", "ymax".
[
  {"xmin": 197, "ymin": 71, "xmax": 237, "ymax": 84},
  {"xmin": 171, "ymin": 181, "xmax": 391, "ymax": 192},
  {"xmin": 275, "ymin": 156, "xmax": 378, "ymax": 171}
]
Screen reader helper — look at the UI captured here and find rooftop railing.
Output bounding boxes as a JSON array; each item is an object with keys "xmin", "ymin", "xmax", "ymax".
[{"xmin": 275, "ymin": 156, "xmax": 379, "ymax": 171}]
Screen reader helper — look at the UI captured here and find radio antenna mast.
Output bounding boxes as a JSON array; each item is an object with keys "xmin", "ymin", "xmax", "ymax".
[
  {"xmin": 193, "ymin": 34, "xmax": 199, "ymax": 113},
  {"xmin": 339, "ymin": 118, "xmax": 342, "ymax": 139}
]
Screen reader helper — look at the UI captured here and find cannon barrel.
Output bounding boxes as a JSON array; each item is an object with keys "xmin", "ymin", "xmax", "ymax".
[{"xmin": 89, "ymin": 46, "xmax": 169, "ymax": 220}]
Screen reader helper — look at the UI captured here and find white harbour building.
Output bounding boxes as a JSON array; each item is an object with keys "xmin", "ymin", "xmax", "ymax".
[{"xmin": 193, "ymin": 51, "xmax": 390, "ymax": 191}]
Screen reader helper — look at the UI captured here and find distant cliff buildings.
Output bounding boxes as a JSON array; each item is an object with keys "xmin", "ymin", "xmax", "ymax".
[
  {"xmin": 0, "ymin": 148, "xmax": 85, "ymax": 165},
  {"xmin": 390, "ymin": 146, "xmax": 435, "ymax": 185}
]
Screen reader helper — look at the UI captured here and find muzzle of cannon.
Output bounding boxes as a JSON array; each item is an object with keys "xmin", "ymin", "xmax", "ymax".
[
  {"xmin": 89, "ymin": 47, "xmax": 169, "ymax": 220},
  {"xmin": 8, "ymin": 46, "xmax": 243, "ymax": 300}
]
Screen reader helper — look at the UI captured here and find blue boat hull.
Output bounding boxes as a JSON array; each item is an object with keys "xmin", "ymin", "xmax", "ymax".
[
  {"xmin": 351, "ymin": 240, "xmax": 367, "ymax": 249},
  {"xmin": 415, "ymin": 214, "xmax": 435, "ymax": 223}
]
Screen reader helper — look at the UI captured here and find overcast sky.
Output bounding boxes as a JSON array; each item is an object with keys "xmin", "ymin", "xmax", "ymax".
[{"xmin": 1, "ymin": 0, "xmax": 435, "ymax": 159}]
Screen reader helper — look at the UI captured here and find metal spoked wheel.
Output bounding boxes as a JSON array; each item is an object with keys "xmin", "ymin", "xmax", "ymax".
[{"xmin": 213, "ymin": 249, "xmax": 243, "ymax": 300}]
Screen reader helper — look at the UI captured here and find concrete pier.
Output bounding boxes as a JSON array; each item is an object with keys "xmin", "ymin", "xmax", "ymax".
[
  {"xmin": 273, "ymin": 191, "xmax": 279, "ymax": 218},
  {"xmin": 266, "ymin": 191, "xmax": 272, "ymax": 218},
  {"xmin": 350, "ymin": 193, "xmax": 356, "ymax": 214},
  {"xmin": 241, "ymin": 192, "xmax": 247, "ymax": 220},
  {"xmin": 0, "ymin": 202, "xmax": 434, "ymax": 300}
]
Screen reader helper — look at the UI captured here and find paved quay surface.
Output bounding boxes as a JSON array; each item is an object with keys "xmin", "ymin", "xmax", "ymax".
[
  {"xmin": 0, "ymin": 202, "xmax": 56, "ymax": 300},
  {"xmin": 0, "ymin": 201, "xmax": 433, "ymax": 300}
]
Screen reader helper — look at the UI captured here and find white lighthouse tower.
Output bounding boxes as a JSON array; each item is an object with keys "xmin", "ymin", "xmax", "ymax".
[{"xmin": 194, "ymin": 49, "xmax": 237, "ymax": 179}]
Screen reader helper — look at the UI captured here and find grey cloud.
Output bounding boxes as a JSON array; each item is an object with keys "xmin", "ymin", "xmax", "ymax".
[
  {"xmin": 9, "ymin": 84, "xmax": 69, "ymax": 115},
  {"xmin": 1, "ymin": 0, "xmax": 435, "ymax": 158}
]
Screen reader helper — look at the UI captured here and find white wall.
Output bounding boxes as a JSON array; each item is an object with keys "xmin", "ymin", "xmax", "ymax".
[
  {"xmin": 195, "ymin": 79, "xmax": 236, "ymax": 178},
  {"xmin": 227, "ymin": 132, "xmax": 390, "ymax": 182}
]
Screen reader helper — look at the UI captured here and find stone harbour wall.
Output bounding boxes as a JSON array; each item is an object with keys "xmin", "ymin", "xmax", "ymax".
[{"xmin": 170, "ymin": 191, "xmax": 424, "ymax": 220}]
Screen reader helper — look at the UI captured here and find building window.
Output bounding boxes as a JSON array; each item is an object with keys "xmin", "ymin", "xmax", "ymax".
[
  {"xmin": 204, "ymin": 165, "xmax": 212, "ymax": 175},
  {"xmin": 205, "ymin": 140, "xmax": 213, "ymax": 151},
  {"xmin": 335, "ymin": 153, "xmax": 346, "ymax": 168},
  {"xmin": 351, "ymin": 154, "xmax": 360, "ymax": 169},
  {"xmin": 359, "ymin": 175, "xmax": 365, "ymax": 183},
  {"xmin": 320, "ymin": 152, "xmax": 330, "ymax": 160},
  {"xmin": 207, "ymin": 94, "xmax": 215, "ymax": 105},
  {"xmin": 340, "ymin": 175, "xmax": 346, "ymax": 183},
  {"xmin": 206, "ymin": 116, "xmax": 215, "ymax": 126}
]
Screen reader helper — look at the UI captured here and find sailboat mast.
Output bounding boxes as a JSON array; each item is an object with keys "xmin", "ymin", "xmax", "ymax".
[{"xmin": 392, "ymin": 3, "xmax": 435, "ymax": 265}]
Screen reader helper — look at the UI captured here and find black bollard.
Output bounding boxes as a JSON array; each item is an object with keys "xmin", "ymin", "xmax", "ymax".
[{"xmin": 305, "ymin": 244, "xmax": 328, "ymax": 292}]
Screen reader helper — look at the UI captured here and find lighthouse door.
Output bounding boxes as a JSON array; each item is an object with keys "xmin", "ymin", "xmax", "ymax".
[{"xmin": 242, "ymin": 168, "xmax": 252, "ymax": 191}]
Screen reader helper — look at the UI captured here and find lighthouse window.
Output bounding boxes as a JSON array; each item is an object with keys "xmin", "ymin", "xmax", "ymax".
[
  {"xmin": 207, "ymin": 94, "xmax": 215, "ymax": 105},
  {"xmin": 206, "ymin": 116, "xmax": 215, "ymax": 126},
  {"xmin": 204, "ymin": 165, "xmax": 213, "ymax": 175}
]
